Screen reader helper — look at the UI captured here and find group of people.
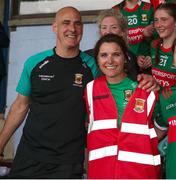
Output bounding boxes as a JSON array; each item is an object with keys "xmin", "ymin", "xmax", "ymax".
[
  {"xmin": 0, "ymin": 0, "xmax": 175, "ymax": 179},
  {"xmin": 85, "ymin": 1, "xmax": 176, "ymax": 179}
]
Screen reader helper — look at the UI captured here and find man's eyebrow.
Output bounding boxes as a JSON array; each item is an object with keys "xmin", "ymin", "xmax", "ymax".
[
  {"xmin": 75, "ymin": 20, "xmax": 82, "ymax": 24},
  {"xmin": 63, "ymin": 19, "xmax": 70, "ymax": 22}
]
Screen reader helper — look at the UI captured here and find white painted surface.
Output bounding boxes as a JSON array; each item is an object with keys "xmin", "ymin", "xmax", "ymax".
[{"xmin": 19, "ymin": 0, "xmax": 123, "ymax": 14}]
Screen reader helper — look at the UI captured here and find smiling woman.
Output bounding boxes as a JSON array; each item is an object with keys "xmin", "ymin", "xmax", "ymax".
[{"xmin": 84, "ymin": 34, "xmax": 161, "ymax": 179}]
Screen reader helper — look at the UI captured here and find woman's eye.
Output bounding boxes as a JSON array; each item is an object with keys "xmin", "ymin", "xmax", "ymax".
[
  {"xmin": 112, "ymin": 26, "xmax": 118, "ymax": 29},
  {"xmin": 113, "ymin": 53, "xmax": 120, "ymax": 57},
  {"xmin": 102, "ymin": 54, "xmax": 107, "ymax": 57},
  {"xmin": 100, "ymin": 53, "xmax": 107, "ymax": 58},
  {"xmin": 100, "ymin": 26, "xmax": 107, "ymax": 30}
]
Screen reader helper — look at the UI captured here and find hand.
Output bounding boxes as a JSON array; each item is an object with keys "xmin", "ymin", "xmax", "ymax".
[
  {"xmin": 137, "ymin": 55, "xmax": 145, "ymax": 68},
  {"xmin": 143, "ymin": 56, "xmax": 152, "ymax": 69},
  {"xmin": 143, "ymin": 24, "xmax": 154, "ymax": 38},
  {"xmin": 137, "ymin": 74, "xmax": 160, "ymax": 92},
  {"xmin": 137, "ymin": 55, "xmax": 152, "ymax": 69}
]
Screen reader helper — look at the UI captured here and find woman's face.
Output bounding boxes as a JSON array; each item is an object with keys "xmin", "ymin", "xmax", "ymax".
[
  {"xmin": 100, "ymin": 16, "xmax": 123, "ymax": 37},
  {"xmin": 154, "ymin": 9, "xmax": 176, "ymax": 39},
  {"xmin": 97, "ymin": 42, "xmax": 126, "ymax": 83}
]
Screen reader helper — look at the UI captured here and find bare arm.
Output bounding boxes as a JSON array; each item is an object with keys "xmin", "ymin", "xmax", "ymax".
[
  {"xmin": 0, "ymin": 94, "xmax": 30, "ymax": 159},
  {"xmin": 154, "ymin": 126, "xmax": 167, "ymax": 141},
  {"xmin": 137, "ymin": 73, "xmax": 160, "ymax": 92}
]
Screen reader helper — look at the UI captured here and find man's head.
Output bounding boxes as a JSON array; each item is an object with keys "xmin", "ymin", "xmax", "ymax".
[{"xmin": 52, "ymin": 6, "xmax": 83, "ymax": 52}]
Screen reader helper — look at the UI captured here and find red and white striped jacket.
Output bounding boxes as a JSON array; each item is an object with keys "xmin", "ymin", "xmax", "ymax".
[{"xmin": 84, "ymin": 76, "xmax": 161, "ymax": 179}]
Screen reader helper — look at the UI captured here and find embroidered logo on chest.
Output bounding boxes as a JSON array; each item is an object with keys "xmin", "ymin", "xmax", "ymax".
[
  {"xmin": 73, "ymin": 73, "xmax": 83, "ymax": 87},
  {"xmin": 141, "ymin": 14, "xmax": 147, "ymax": 21}
]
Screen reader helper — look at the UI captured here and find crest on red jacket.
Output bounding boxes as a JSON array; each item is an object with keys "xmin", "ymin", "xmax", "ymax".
[{"xmin": 133, "ymin": 98, "xmax": 145, "ymax": 113}]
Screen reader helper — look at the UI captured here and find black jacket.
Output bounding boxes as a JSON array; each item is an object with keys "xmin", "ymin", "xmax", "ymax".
[{"xmin": 0, "ymin": 22, "xmax": 9, "ymax": 81}]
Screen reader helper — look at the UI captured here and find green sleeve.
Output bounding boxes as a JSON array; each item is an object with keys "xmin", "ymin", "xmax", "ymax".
[
  {"xmin": 80, "ymin": 51, "xmax": 100, "ymax": 78},
  {"xmin": 16, "ymin": 59, "xmax": 32, "ymax": 96},
  {"xmin": 153, "ymin": 101, "xmax": 168, "ymax": 130},
  {"xmin": 16, "ymin": 49, "xmax": 54, "ymax": 96}
]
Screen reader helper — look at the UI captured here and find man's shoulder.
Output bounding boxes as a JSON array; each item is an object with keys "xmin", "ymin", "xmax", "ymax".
[
  {"xmin": 80, "ymin": 50, "xmax": 95, "ymax": 61},
  {"xmin": 84, "ymin": 49, "xmax": 94, "ymax": 57},
  {"xmin": 25, "ymin": 49, "xmax": 54, "ymax": 67},
  {"xmin": 27, "ymin": 49, "xmax": 54, "ymax": 61},
  {"xmin": 80, "ymin": 51, "xmax": 99, "ymax": 78},
  {"xmin": 80, "ymin": 50, "xmax": 97, "ymax": 68}
]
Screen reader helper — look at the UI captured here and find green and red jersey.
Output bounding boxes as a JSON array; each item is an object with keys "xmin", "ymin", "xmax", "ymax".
[
  {"xmin": 113, "ymin": 1, "xmax": 154, "ymax": 56},
  {"xmin": 151, "ymin": 39, "xmax": 176, "ymax": 179}
]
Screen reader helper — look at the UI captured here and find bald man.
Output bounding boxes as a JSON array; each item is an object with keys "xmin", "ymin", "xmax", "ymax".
[{"xmin": 0, "ymin": 7, "xmax": 98, "ymax": 178}]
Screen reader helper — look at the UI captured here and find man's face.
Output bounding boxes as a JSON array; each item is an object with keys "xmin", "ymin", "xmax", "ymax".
[{"xmin": 53, "ymin": 8, "xmax": 83, "ymax": 50}]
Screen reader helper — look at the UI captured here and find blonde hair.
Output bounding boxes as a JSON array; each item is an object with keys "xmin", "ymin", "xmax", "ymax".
[{"xmin": 97, "ymin": 9, "xmax": 128, "ymax": 43}]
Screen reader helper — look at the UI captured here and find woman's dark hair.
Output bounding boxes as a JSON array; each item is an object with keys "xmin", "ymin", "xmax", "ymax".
[
  {"xmin": 94, "ymin": 33, "xmax": 129, "ymax": 62},
  {"xmin": 155, "ymin": 2, "xmax": 176, "ymax": 21}
]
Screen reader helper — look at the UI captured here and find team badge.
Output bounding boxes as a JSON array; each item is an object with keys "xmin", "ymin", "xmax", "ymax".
[
  {"xmin": 124, "ymin": 90, "xmax": 133, "ymax": 101},
  {"xmin": 74, "ymin": 73, "xmax": 83, "ymax": 85},
  {"xmin": 133, "ymin": 98, "xmax": 145, "ymax": 113},
  {"xmin": 141, "ymin": 14, "xmax": 147, "ymax": 21}
]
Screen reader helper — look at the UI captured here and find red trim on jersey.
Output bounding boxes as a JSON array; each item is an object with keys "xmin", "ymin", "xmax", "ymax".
[
  {"xmin": 124, "ymin": 4, "xmax": 139, "ymax": 12},
  {"xmin": 161, "ymin": 45, "xmax": 172, "ymax": 53},
  {"xmin": 142, "ymin": 2, "xmax": 151, "ymax": 10}
]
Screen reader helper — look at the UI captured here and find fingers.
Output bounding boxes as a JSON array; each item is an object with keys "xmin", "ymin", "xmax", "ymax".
[
  {"xmin": 143, "ymin": 24, "xmax": 154, "ymax": 37},
  {"xmin": 137, "ymin": 74, "xmax": 142, "ymax": 82},
  {"xmin": 137, "ymin": 56, "xmax": 145, "ymax": 68},
  {"xmin": 143, "ymin": 80, "xmax": 160, "ymax": 92},
  {"xmin": 137, "ymin": 56, "xmax": 152, "ymax": 69},
  {"xmin": 143, "ymin": 57, "xmax": 152, "ymax": 68},
  {"xmin": 137, "ymin": 74, "xmax": 160, "ymax": 92}
]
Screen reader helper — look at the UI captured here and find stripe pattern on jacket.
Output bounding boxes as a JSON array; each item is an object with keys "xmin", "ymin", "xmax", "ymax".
[{"xmin": 85, "ymin": 76, "xmax": 161, "ymax": 179}]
